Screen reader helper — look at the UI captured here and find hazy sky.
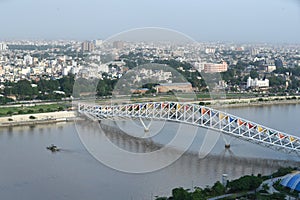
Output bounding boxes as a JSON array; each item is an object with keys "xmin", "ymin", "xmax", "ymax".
[{"xmin": 0, "ymin": 0, "xmax": 299, "ymax": 43}]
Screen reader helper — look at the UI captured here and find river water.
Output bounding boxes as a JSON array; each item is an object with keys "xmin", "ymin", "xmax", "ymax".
[{"xmin": 0, "ymin": 104, "xmax": 300, "ymax": 200}]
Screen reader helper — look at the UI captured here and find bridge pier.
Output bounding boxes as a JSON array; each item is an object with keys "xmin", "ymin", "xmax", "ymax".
[
  {"xmin": 139, "ymin": 118, "xmax": 152, "ymax": 133},
  {"xmin": 222, "ymin": 134, "xmax": 231, "ymax": 149}
]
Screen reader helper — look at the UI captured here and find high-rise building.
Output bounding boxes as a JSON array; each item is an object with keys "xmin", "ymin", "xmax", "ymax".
[
  {"xmin": 23, "ymin": 55, "xmax": 33, "ymax": 65},
  {"xmin": 203, "ymin": 61, "xmax": 228, "ymax": 73},
  {"xmin": 251, "ymin": 48, "xmax": 260, "ymax": 56},
  {"xmin": 94, "ymin": 39, "xmax": 103, "ymax": 47},
  {"xmin": 113, "ymin": 41, "xmax": 124, "ymax": 49},
  {"xmin": 275, "ymin": 58, "xmax": 283, "ymax": 68},
  {"xmin": 81, "ymin": 41, "xmax": 95, "ymax": 52},
  {"xmin": 0, "ymin": 43, "xmax": 8, "ymax": 51}
]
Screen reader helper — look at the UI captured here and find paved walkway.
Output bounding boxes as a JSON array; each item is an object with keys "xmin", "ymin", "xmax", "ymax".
[
  {"xmin": 258, "ymin": 177, "xmax": 281, "ymax": 194},
  {"xmin": 0, "ymin": 111, "xmax": 77, "ymax": 127}
]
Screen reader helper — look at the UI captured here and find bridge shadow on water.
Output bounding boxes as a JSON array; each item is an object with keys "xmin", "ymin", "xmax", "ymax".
[{"xmin": 76, "ymin": 119, "xmax": 300, "ymax": 180}]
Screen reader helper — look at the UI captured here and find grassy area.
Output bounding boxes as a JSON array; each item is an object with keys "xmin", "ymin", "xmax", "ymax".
[
  {"xmin": 0, "ymin": 103, "xmax": 71, "ymax": 117},
  {"xmin": 94, "ymin": 95, "xmax": 193, "ymax": 104},
  {"xmin": 94, "ymin": 92, "xmax": 257, "ymax": 103}
]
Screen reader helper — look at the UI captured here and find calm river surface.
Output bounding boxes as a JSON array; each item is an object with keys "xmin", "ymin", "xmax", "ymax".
[{"xmin": 0, "ymin": 104, "xmax": 300, "ymax": 200}]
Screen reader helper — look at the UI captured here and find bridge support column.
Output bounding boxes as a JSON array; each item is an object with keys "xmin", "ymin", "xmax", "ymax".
[
  {"xmin": 222, "ymin": 134, "xmax": 231, "ymax": 149},
  {"xmin": 139, "ymin": 118, "xmax": 152, "ymax": 133}
]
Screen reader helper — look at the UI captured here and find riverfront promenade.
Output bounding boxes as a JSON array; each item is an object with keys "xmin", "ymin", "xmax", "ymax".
[{"xmin": 0, "ymin": 111, "xmax": 77, "ymax": 127}]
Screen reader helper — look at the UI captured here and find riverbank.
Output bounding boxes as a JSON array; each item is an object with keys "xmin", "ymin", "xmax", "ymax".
[
  {"xmin": 211, "ymin": 99, "xmax": 300, "ymax": 109},
  {"xmin": 200, "ymin": 96, "xmax": 300, "ymax": 109},
  {"xmin": 155, "ymin": 167, "xmax": 297, "ymax": 200},
  {"xmin": 92, "ymin": 94, "xmax": 300, "ymax": 109},
  {"xmin": 1, "ymin": 96, "xmax": 300, "ymax": 127},
  {"xmin": 0, "ymin": 111, "xmax": 78, "ymax": 127}
]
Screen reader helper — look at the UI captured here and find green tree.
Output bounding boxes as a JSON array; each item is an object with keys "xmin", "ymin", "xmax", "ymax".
[
  {"xmin": 13, "ymin": 80, "xmax": 36, "ymax": 99},
  {"xmin": 269, "ymin": 193, "xmax": 286, "ymax": 199},
  {"xmin": 228, "ymin": 175, "xmax": 262, "ymax": 192},
  {"xmin": 172, "ymin": 188, "xmax": 192, "ymax": 200},
  {"xmin": 59, "ymin": 74, "xmax": 75, "ymax": 96},
  {"xmin": 96, "ymin": 79, "xmax": 116, "ymax": 97},
  {"xmin": 236, "ymin": 61, "xmax": 248, "ymax": 70},
  {"xmin": 269, "ymin": 76, "xmax": 285, "ymax": 87},
  {"xmin": 58, "ymin": 106, "xmax": 64, "ymax": 111},
  {"xmin": 37, "ymin": 79, "xmax": 59, "ymax": 93},
  {"xmin": 29, "ymin": 115, "xmax": 36, "ymax": 119},
  {"xmin": 191, "ymin": 188, "xmax": 207, "ymax": 200},
  {"xmin": 211, "ymin": 181, "xmax": 226, "ymax": 196},
  {"xmin": 155, "ymin": 198, "xmax": 167, "ymax": 200},
  {"xmin": 3, "ymin": 86, "xmax": 14, "ymax": 96},
  {"xmin": 289, "ymin": 76, "xmax": 300, "ymax": 90},
  {"xmin": 274, "ymin": 67, "xmax": 288, "ymax": 74},
  {"xmin": 18, "ymin": 110, "xmax": 25, "ymax": 114},
  {"xmin": 262, "ymin": 183, "xmax": 269, "ymax": 191},
  {"xmin": 272, "ymin": 167, "xmax": 294, "ymax": 177},
  {"xmin": 7, "ymin": 110, "xmax": 13, "ymax": 116},
  {"xmin": 0, "ymin": 96, "xmax": 14, "ymax": 105},
  {"xmin": 27, "ymin": 109, "xmax": 34, "ymax": 114},
  {"xmin": 250, "ymin": 70, "xmax": 259, "ymax": 79}
]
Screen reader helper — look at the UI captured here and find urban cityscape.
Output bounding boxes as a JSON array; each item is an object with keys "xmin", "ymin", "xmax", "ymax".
[
  {"xmin": 1, "ymin": 0, "xmax": 300, "ymax": 200},
  {"xmin": 0, "ymin": 40, "xmax": 300, "ymax": 100}
]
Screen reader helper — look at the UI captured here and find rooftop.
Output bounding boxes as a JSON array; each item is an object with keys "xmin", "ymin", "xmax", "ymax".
[{"xmin": 280, "ymin": 172, "xmax": 300, "ymax": 192}]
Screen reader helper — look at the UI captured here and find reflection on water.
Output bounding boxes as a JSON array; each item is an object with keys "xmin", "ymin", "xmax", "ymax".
[
  {"xmin": 80, "ymin": 120, "xmax": 300, "ymax": 176},
  {"xmin": 0, "ymin": 104, "xmax": 300, "ymax": 200}
]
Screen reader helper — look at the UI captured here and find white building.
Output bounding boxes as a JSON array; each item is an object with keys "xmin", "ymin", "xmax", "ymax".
[
  {"xmin": 205, "ymin": 48, "xmax": 216, "ymax": 54},
  {"xmin": 94, "ymin": 40, "xmax": 103, "ymax": 47},
  {"xmin": 247, "ymin": 77, "xmax": 269, "ymax": 89},
  {"xmin": 98, "ymin": 64, "xmax": 109, "ymax": 73},
  {"xmin": 0, "ymin": 43, "xmax": 8, "ymax": 51},
  {"xmin": 193, "ymin": 62, "xmax": 205, "ymax": 71},
  {"xmin": 71, "ymin": 66, "xmax": 80, "ymax": 74},
  {"xmin": 267, "ymin": 65, "xmax": 276, "ymax": 73},
  {"xmin": 24, "ymin": 55, "xmax": 33, "ymax": 65},
  {"xmin": 62, "ymin": 67, "xmax": 70, "ymax": 76},
  {"xmin": 45, "ymin": 67, "xmax": 53, "ymax": 74},
  {"xmin": 21, "ymin": 67, "xmax": 31, "ymax": 75}
]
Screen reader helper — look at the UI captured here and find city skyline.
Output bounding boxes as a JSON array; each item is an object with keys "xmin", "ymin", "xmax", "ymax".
[{"xmin": 0, "ymin": 0, "xmax": 299, "ymax": 43}]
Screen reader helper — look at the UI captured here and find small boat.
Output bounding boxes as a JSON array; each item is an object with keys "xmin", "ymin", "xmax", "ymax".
[{"xmin": 46, "ymin": 144, "xmax": 60, "ymax": 152}]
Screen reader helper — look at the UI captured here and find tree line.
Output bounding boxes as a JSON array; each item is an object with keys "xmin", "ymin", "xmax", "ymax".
[
  {"xmin": 1, "ymin": 74, "xmax": 117, "ymax": 102},
  {"xmin": 155, "ymin": 167, "xmax": 294, "ymax": 200}
]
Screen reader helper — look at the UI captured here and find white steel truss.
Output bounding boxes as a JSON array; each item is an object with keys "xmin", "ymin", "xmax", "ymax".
[{"xmin": 78, "ymin": 102, "xmax": 300, "ymax": 154}]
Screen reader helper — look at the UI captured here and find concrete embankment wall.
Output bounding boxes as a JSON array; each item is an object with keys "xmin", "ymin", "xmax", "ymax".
[{"xmin": 0, "ymin": 111, "xmax": 78, "ymax": 127}]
